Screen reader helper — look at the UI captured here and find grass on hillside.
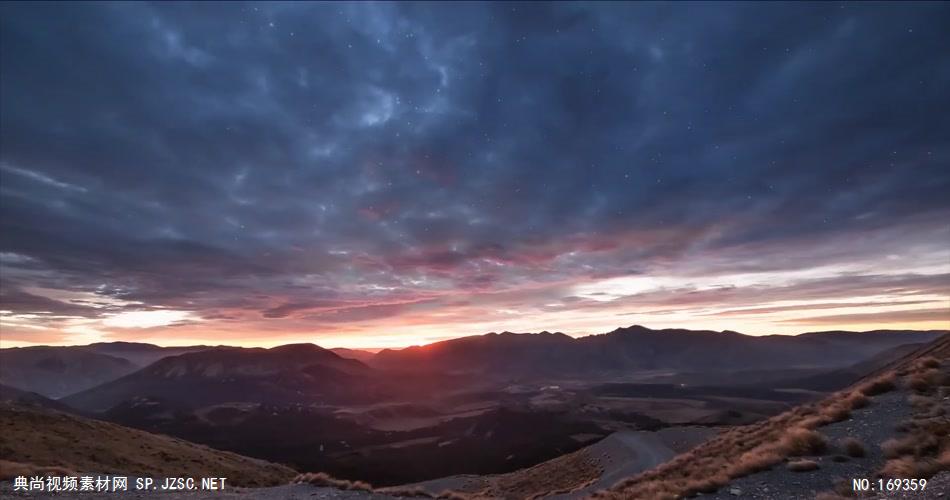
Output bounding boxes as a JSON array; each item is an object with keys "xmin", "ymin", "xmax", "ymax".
[
  {"xmin": 875, "ymin": 356, "xmax": 950, "ymax": 482},
  {"xmin": 0, "ymin": 403, "xmax": 295, "ymax": 486},
  {"xmin": 593, "ymin": 337, "xmax": 949, "ymax": 500}
]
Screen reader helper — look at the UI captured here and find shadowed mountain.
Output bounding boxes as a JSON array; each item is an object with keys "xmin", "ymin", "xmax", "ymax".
[
  {"xmin": 0, "ymin": 342, "xmax": 213, "ymax": 399},
  {"xmin": 62, "ymin": 343, "xmax": 376, "ymax": 412},
  {"xmin": 576, "ymin": 326, "xmax": 943, "ymax": 371},
  {"xmin": 372, "ymin": 330, "xmax": 578, "ymax": 377},
  {"xmin": 636, "ymin": 339, "xmax": 936, "ymax": 389},
  {"xmin": 83, "ymin": 341, "xmax": 209, "ymax": 367},
  {"xmin": 371, "ymin": 326, "xmax": 945, "ymax": 380},
  {"xmin": 330, "ymin": 347, "xmax": 379, "ymax": 363},
  {"xmin": 773, "ymin": 341, "xmax": 932, "ymax": 391},
  {"xmin": 0, "ymin": 383, "xmax": 74, "ymax": 412},
  {"xmin": 0, "ymin": 346, "xmax": 138, "ymax": 399}
]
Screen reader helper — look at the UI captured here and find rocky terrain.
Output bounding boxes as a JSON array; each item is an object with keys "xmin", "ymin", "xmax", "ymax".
[{"xmin": 596, "ymin": 334, "xmax": 950, "ymax": 499}]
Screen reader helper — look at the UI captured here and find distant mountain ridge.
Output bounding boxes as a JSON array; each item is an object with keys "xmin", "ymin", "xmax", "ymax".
[
  {"xmin": 84, "ymin": 341, "xmax": 209, "ymax": 366},
  {"xmin": 8, "ymin": 327, "xmax": 944, "ymax": 410},
  {"xmin": 0, "ymin": 346, "xmax": 138, "ymax": 398},
  {"xmin": 0, "ymin": 341, "xmax": 210, "ymax": 398},
  {"xmin": 371, "ymin": 325, "xmax": 945, "ymax": 379},
  {"xmin": 330, "ymin": 347, "xmax": 379, "ymax": 363}
]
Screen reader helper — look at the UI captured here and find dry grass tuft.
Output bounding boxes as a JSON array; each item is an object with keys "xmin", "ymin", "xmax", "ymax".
[
  {"xmin": 880, "ymin": 436, "xmax": 916, "ymax": 459},
  {"xmin": 797, "ymin": 391, "xmax": 875, "ymax": 430},
  {"xmin": 779, "ymin": 427, "xmax": 828, "ymax": 456},
  {"xmin": 684, "ymin": 473, "xmax": 729, "ymax": 494},
  {"xmin": 916, "ymin": 356, "xmax": 940, "ymax": 370},
  {"xmin": 839, "ymin": 437, "xmax": 865, "ymax": 458},
  {"xmin": 294, "ymin": 472, "xmax": 373, "ymax": 492},
  {"xmin": 786, "ymin": 459, "xmax": 819, "ymax": 472},
  {"xmin": 881, "ymin": 434, "xmax": 940, "ymax": 459},
  {"xmin": 820, "ymin": 403, "xmax": 851, "ymax": 423},
  {"xmin": 858, "ymin": 373, "xmax": 897, "ymax": 396},
  {"xmin": 844, "ymin": 392, "xmax": 870, "ymax": 410},
  {"xmin": 731, "ymin": 448, "xmax": 782, "ymax": 476},
  {"xmin": 879, "ymin": 455, "xmax": 945, "ymax": 479},
  {"xmin": 907, "ymin": 368, "xmax": 942, "ymax": 393}
]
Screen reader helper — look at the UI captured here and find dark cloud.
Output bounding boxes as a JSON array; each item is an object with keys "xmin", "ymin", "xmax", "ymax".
[
  {"xmin": 0, "ymin": 287, "xmax": 99, "ymax": 318},
  {"xmin": 1, "ymin": 2, "xmax": 949, "ymax": 336}
]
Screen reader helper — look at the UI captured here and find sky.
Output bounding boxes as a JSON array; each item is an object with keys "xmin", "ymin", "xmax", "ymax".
[{"xmin": 1, "ymin": 2, "xmax": 948, "ymax": 349}]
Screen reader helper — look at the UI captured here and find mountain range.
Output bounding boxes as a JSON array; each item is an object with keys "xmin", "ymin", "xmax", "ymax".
[
  {"xmin": 370, "ymin": 326, "xmax": 943, "ymax": 377},
  {"xmin": 2, "ymin": 326, "xmax": 943, "ymax": 405},
  {"xmin": 1, "ymin": 330, "xmax": 946, "ymax": 499}
]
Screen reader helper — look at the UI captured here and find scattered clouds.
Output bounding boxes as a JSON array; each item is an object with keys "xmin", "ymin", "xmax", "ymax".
[{"xmin": 1, "ymin": 2, "xmax": 948, "ymax": 346}]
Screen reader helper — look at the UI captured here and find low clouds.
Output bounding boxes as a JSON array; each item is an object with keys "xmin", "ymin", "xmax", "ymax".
[{"xmin": 1, "ymin": 2, "xmax": 948, "ymax": 346}]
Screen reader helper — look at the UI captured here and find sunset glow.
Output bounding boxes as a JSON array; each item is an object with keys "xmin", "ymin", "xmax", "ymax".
[{"xmin": 1, "ymin": 2, "xmax": 948, "ymax": 349}]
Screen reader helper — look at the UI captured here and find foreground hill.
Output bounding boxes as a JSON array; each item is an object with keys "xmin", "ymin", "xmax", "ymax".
[
  {"xmin": 595, "ymin": 334, "xmax": 949, "ymax": 500},
  {"xmin": 62, "ymin": 343, "xmax": 374, "ymax": 411},
  {"xmin": 0, "ymin": 402, "xmax": 295, "ymax": 486},
  {"xmin": 371, "ymin": 326, "xmax": 944, "ymax": 379}
]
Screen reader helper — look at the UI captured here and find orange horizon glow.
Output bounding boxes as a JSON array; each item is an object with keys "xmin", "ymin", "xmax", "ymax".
[
  {"xmin": 3, "ymin": 235, "xmax": 948, "ymax": 350},
  {"xmin": 3, "ymin": 291, "xmax": 948, "ymax": 350}
]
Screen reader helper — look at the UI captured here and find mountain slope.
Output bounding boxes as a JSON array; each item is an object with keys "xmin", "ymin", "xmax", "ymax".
[
  {"xmin": 62, "ymin": 343, "xmax": 374, "ymax": 411},
  {"xmin": 596, "ymin": 333, "xmax": 949, "ymax": 500},
  {"xmin": 0, "ymin": 402, "xmax": 294, "ymax": 486}
]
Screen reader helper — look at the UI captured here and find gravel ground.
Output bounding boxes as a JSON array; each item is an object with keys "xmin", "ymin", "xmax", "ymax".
[{"xmin": 704, "ymin": 390, "xmax": 916, "ymax": 500}]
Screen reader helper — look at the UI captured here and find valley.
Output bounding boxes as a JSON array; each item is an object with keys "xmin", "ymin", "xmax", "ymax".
[
  {"xmin": 2, "ymin": 326, "xmax": 944, "ymax": 491},
  {"xmin": 3, "ymin": 3, "xmax": 948, "ymax": 497}
]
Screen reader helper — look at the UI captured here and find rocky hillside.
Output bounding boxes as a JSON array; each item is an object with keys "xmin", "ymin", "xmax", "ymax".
[{"xmin": 595, "ymin": 334, "xmax": 949, "ymax": 499}]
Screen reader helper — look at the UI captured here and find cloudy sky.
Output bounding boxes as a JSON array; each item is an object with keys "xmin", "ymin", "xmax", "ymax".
[{"xmin": 1, "ymin": 2, "xmax": 948, "ymax": 348}]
